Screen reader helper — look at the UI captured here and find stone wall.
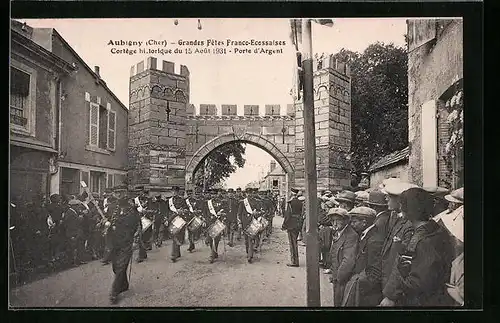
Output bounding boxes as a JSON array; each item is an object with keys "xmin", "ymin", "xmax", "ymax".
[
  {"xmin": 407, "ymin": 19, "xmax": 463, "ymax": 186},
  {"xmin": 294, "ymin": 54, "xmax": 352, "ymax": 192},
  {"xmin": 128, "ymin": 57, "xmax": 189, "ymax": 193}
]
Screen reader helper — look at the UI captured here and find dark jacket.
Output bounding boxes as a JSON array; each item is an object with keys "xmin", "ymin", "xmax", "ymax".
[
  {"xmin": 237, "ymin": 196, "xmax": 261, "ymax": 230},
  {"xmin": 282, "ymin": 197, "xmax": 303, "ymax": 231},
  {"xmin": 329, "ymin": 224, "xmax": 359, "ymax": 306},
  {"xmin": 225, "ymin": 197, "xmax": 239, "ymax": 222},
  {"xmin": 383, "ymin": 221, "xmax": 454, "ymax": 306},
  {"xmin": 167, "ymin": 195, "xmax": 188, "ymax": 221},
  {"xmin": 343, "ymin": 226, "xmax": 384, "ymax": 306},
  {"xmin": 381, "ymin": 212, "xmax": 414, "ymax": 289},
  {"xmin": 111, "ymin": 206, "xmax": 140, "ymax": 249}
]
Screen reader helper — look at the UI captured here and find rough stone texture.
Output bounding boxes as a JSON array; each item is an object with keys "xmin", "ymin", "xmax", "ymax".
[
  {"xmin": 407, "ymin": 19, "xmax": 463, "ymax": 187},
  {"xmin": 129, "ymin": 58, "xmax": 189, "ymax": 192},
  {"xmin": 294, "ymin": 54, "xmax": 352, "ymax": 192},
  {"xmin": 129, "ymin": 56, "xmax": 352, "ymax": 193}
]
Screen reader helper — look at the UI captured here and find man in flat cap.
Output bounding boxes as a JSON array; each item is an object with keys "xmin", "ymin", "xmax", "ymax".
[
  {"xmin": 342, "ymin": 206, "xmax": 384, "ymax": 306},
  {"xmin": 378, "ymin": 181, "xmax": 418, "ymax": 306},
  {"xmin": 166, "ymin": 186, "xmax": 189, "ymax": 263},
  {"xmin": 382, "ymin": 188, "xmax": 454, "ymax": 306},
  {"xmin": 354, "ymin": 191, "xmax": 369, "ymax": 207},
  {"xmin": 281, "ymin": 187, "xmax": 303, "ymax": 267},
  {"xmin": 327, "ymin": 207, "xmax": 359, "ymax": 306}
]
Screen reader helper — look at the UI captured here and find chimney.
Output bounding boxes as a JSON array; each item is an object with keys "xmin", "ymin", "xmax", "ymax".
[
  {"xmin": 270, "ymin": 160, "xmax": 276, "ymax": 172},
  {"xmin": 94, "ymin": 66, "xmax": 100, "ymax": 77}
]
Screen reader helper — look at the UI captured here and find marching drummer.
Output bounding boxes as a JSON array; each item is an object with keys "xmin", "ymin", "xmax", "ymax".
[
  {"xmin": 237, "ymin": 187, "xmax": 262, "ymax": 263},
  {"xmin": 184, "ymin": 188, "xmax": 203, "ymax": 253},
  {"xmin": 166, "ymin": 186, "xmax": 189, "ymax": 263},
  {"xmin": 201, "ymin": 189, "xmax": 227, "ymax": 263}
]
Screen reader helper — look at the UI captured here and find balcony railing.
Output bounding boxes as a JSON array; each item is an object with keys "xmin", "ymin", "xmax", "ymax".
[{"xmin": 10, "ymin": 106, "xmax": 27, "ymax": 126}]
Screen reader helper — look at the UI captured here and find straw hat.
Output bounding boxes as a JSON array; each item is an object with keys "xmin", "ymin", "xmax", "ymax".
[
  {"xmin": 379, "ymin": 177, "xmax": 401, "ymax": 190},
  {"xmin": 444, "ymin": 187, "xmax": 464, "ymax": 204},
  {"xmin": 383, "ymin": 181, "xmax": 419, "ymax": 196}
]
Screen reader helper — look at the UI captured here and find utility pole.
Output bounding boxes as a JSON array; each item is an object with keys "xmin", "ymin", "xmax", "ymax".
[{"xmin": 302, "ymin": 18, "xmax": 320, "ymax": 307}]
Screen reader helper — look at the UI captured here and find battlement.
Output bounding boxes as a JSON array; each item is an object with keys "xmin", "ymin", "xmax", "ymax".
[
  {"xmin": 313, "ymin": 54, "xmax": 350, "ymax": 76},
  {"xmin": 186, "ymin": 104, "xmax": 296, "ymax": 117},
  {"xmin": 130, "ymin": 57, "xmax": 189, "ymax": 78},
  {"xmin": 186, "ymin": 114, "xmax": 295, "ymax": 121}
]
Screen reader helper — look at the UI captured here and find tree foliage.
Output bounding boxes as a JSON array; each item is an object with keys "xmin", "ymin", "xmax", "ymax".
[
  {"xmin": 194, "ymin": 142, "xmax": 246, "ymax": 190},
  {"xmin": 332, "ymin": 42, "xmax": 409, "ymax": 174}
]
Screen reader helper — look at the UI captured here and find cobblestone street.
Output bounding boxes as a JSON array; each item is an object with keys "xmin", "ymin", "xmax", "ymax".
[{"xmin": 10, "ymin": 217, "xmax": 333, "ymax": 307}]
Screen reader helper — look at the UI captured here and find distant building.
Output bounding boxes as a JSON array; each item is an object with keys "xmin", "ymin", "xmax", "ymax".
[
  {"xmin": 368, "ymin": 147, "xmax": 409, "ymax": 189},
  {"xmin": 10, "ymin": 20, "xmax": 129, "ymax": 199},
  {"xmin": 261, "ymin": 161, "xmax": 286, "ymax": 197},
  {"xmin": 406, "ymin": 19, "xmax": 464, "ymax": 189}
]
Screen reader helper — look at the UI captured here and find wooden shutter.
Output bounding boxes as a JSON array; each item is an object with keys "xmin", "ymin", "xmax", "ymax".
[
  {"xmin": 89, "ymin": 103, "xmax": 99, "ymax": 146},
  {"xmin": 421, "ymin": 100, "xmax": 438, "ymax": 187},
  {"xmin": 108, "ymin": 173, "xmax": 114, "ymax": 188},
  {"xmin": 107, "ymin": 109, "xmax": 116, "ymax": 150}
]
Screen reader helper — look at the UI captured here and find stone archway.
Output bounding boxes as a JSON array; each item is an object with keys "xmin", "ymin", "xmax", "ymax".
[{"xmin": 185, "ymin": 132, "xmax": 295, "ymax": 191}]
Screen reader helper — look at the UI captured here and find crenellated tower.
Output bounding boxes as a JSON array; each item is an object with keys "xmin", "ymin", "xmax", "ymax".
[
  {"xmin": 128, "ymin": 57, "xmax": 190, "ymax": 194},
  {"xmin": 293, "ymin": 54, "xmax": 352, "ymax": 192}
]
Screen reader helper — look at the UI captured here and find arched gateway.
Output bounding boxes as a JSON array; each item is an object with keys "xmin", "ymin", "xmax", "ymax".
[{"xmin": 128, "ymin": 56, "xmax": 352, "ymax": 196}]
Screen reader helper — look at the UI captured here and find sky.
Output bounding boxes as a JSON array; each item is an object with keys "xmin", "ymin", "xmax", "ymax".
[{"xmin": 20, "ymin": 18, "xmax": 407, "ymax": 188}]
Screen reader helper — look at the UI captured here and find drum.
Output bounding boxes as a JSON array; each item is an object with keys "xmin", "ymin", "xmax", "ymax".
[
  {"xmin": 188, "ymin": 216, "xmax": 204, "ymax": 232},
  {"xmin": 258, "ymin": 217, "xmax": 269, "ymax": 233},
  {"xmin": 141, "ymin": 216, "xmax": 153, "ymax": 233},
  {"xmin": 245, "ymin": 218, "xmax": 261, "ymax": 237},
  {"xmin": 168, "ymin": 216, "xmax": 186, "ymax": 236},
  {"xmin": 208, "ymin": 219, "xmax": 226, "ymax": 239}
]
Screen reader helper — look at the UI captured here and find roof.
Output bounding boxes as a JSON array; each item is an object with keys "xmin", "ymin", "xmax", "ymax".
[
  {"xmin": 265, "ymin": 165, "xmax": 286, "ymax": 177},
  {"xmin": 369, "ymin": 146, "xmax": 409, "ymax": 172},
  {"xmin": 51, "ymin": 29, "xmax": 128, "ymax": 113},
  {"xmin": 11, "ymin": 29, "xmax": 76, "ymax": 76}
]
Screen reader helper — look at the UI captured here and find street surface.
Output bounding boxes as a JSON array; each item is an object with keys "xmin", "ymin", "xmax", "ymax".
[{"xmin": 10, "ymin": 217, "xmax": 333, "ymax": 307}]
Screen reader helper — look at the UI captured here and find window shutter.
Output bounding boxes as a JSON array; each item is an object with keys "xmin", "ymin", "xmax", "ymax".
[
  {"xmin": 89, "ymin": 103, "xmax": 99, "ymax": 146},
  {"xmin": 107, "ymin": 110, "xmax": 116, "ymax": 150},
  {"xmin": 108, "ymin": 173, "xmax": 114, "ymax": 188}
]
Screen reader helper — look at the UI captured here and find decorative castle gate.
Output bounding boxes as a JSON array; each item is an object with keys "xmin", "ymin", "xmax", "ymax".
[{"xmin": 128, "ymin": 56, "xmax": 352, "ymax": 195}]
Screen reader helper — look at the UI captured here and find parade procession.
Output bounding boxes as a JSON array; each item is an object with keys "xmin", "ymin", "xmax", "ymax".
[{"xmin": 9, "ymin": 179, "xmax": 464, "ymax": 307}]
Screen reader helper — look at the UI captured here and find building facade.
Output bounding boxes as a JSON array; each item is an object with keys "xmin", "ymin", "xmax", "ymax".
[
  {"xmin": 10, "ymin": 21, "xmax": 75, "ymax": 203},
  {"xmin": 11, "ymin": 20, "xmax": 129, "ymax": 199},
  {"xmin": 260, "ymin": 161, "xmax": 287, "ymax": 197},
  {"xmin": 368, "ymin": 147, "xmax": 409, "ymax": 189},
  {"xmin": 407, "ymin": 19, "xmax": 464, "ymax": 189}
]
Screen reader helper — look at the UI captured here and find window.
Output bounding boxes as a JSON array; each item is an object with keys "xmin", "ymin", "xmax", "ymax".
[
  {"xmin": 98, "ymin": 106, "xmax": 108, "ymax": 149},
  {"xmin": 10, "ymin": 66, "xmax": 35, "ymax": 134},
  {"xmin": 272, "ymin": 179, "xmax": 279, "ymax": 187},
  {"xmin": 107, "ymin": 173, "xmax": 114, "ymax": 189},
  {"xmin": 61, "ymin": 168, "xmax": 80, "ymax": 197},
  {"xmin": 88, "ymin": 101, "xmax": 116, "ymax": 151},
  {"xmin": 90, "ymin": 171, "xmax": 106, "ymax": 195}
]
